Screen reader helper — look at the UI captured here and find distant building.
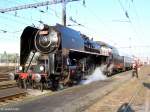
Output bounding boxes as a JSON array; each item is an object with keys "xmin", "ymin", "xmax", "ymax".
[{"xmin": 0, "ymin": 51, "xmax": 19, "ymax": 66}]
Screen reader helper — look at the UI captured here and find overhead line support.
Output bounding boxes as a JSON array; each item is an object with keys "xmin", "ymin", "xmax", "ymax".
[{"xmin": 0, "ymin": 0, "xmax": 80, "ymax": 13}]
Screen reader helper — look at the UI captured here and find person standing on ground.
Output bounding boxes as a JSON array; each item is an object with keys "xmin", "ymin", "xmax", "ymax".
[{"xmin": 132, "ymin": 61, "xmax": 138, "ymax": 78}]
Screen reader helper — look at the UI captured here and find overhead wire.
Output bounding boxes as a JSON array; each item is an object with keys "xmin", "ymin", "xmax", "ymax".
[
  {"xmin": 131, "ymin": 1, "xmax": 146, "ymax": 41},
  {"xmin": 0, "ymin": 2, "xmax": 53, "ymax": 34},
  {"xmin": 0, "ymin": 2, "xmax": 64, "ymax": 35},
  {"xmin": 127, "ymin": 0, "xmax": 147, "ymax": 56},
  {"xmin": 67, "ymin": 5, "xmax": 100, "ymax": 37},
  {"xmin": 117, "ymin": 0, "xmax": 142, "ymax": 40},
  {"xmin": 118, "ymin": 45, "xmax": 150, "ymax": 49},
  {"xmin": 117, "ymin": 0, "xmax": 144, "ymax": 56},
  {"xmin": 5, "ymin": 0, "xmax": 21, "ymax": 5},
  {"xmin": 1, "ymin": 1, "xmax": 52, "ymax": 23},
  {"xmin": 0, "ymin": 0, "xmax": 80, "ymax": 29},
  {"xmin": 1, "ymin": 12, "xmax": 40, "ymax": 24},
  {"xmin": 0, "ymin": 29, "xmax": 23, "ymax": 34},
  {"xmin": 32, "ymin": 0, "xmax": 39, "ymax": 2},
  {"xmin": 0, "ymin": 14, "xmax": 29, "ymax": 26},
  {"xmin": 79, "ymin": 2, "xmax": 118, "ymax": 46}
]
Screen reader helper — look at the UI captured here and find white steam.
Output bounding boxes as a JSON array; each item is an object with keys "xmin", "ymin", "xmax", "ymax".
[{"xmin": 81, "ymin": 66, "xmax": 107, "ymax": 85}]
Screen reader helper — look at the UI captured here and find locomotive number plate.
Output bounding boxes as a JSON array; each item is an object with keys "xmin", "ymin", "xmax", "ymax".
[{"xmin": 39, "ymin": 31, "xmax": 49, "ymax": 35}]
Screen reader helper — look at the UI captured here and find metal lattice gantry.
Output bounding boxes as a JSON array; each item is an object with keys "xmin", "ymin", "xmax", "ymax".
[{"xmin": 0, "ymin": 0, "xmax": 80, "ymax": 13}]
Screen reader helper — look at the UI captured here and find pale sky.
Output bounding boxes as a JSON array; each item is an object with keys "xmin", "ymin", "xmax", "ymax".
[{"xmin": 0, "ymin": 0, "xmax": 150, "ymax": 58}]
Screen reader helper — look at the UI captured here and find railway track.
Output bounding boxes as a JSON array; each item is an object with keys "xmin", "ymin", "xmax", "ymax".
[
  {"xmin": 0, "ymin": 66, "xmax": 27, "ymax": 106},
  {"xmin": 0, "ymin": 66, "xmax": 15, "ymax": 73},
  {"xmin": 0, "ymin": 87, "xmax": 26, "ymax": 102},
  {"xmin": 0, "ymin": 80, "xmax": 26, "ymax": 106},
  {"xmin": 0, "ymin": 73, "xmax": 10, "ymax": 82},
  {"xmin": 0, "ymin": 81, "xmax": 17, "ymax": 89},
  {"xmin": 0, "ymin": 66, "xmax": 15, "ymax": 82}
]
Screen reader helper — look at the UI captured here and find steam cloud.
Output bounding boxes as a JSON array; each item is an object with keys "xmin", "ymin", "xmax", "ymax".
[{"xmin": 81, "ymin": 66, "xmax": 107, "ymax": 85}]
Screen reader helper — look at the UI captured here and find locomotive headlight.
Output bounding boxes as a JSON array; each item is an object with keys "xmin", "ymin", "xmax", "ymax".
[
  {"xmin": 40, "ymin": 65, "xmax": 44, "ymax": 72},
  {"xmin": 34, "ymin": 27, "xmax": 60, "ymax": 54},
  {"xmin": 19, "ymin": 66, "xmax": 22, "ymax": 71}
]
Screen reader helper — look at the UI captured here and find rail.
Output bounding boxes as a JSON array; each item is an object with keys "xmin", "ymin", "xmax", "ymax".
[{"xmin": 0, "ymin": 87, "xmax": 26, "ymax": 102}]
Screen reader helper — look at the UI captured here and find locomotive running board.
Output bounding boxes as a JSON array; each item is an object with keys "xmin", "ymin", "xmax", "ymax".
[{"xmin": 69, "ymin": 49, "xmax": 109, "ymax": 56}]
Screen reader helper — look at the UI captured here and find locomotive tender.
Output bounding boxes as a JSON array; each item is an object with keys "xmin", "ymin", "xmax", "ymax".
[{"xmin": 10, "ymin": 24, "xmax": 133, "ymax": 90}]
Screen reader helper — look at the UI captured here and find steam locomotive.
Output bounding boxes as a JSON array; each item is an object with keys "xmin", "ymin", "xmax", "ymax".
[{"xmin": 9, "ymin": 24, "xmax": 133, "ymax": 91}]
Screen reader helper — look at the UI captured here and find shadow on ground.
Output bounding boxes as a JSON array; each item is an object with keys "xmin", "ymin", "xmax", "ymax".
[
  {"xmin": 143, "ymin": 82, "xmax": 150, "ymax": 89},
  {"xmin": 117, "ymin": 103, "xmax": 135, "ymax": 112}
]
